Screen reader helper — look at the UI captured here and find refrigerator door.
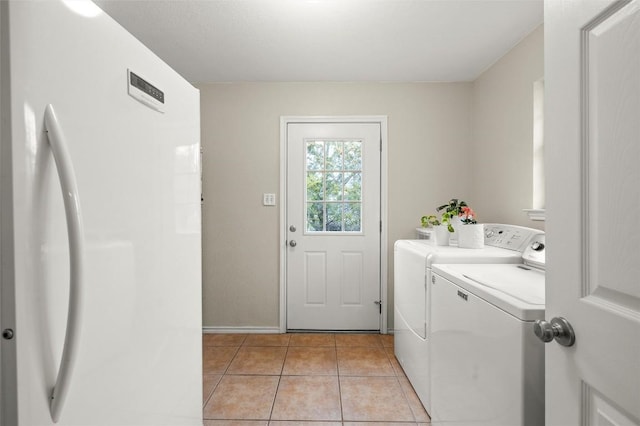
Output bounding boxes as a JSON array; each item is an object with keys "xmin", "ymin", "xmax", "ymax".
[{"xmin": 1, "ymin": 1, "xmax": 202, "ymax": 424}]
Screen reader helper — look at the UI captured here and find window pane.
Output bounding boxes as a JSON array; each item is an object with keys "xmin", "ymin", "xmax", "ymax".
[
  {"xmin": 326, "ymin": 203, "xmax": 343, "ymax": 232},
  {"xmin": 325, "ymin": 141, "xmax": 343, "ymax": 171},
  {"xmin": 306, "ymin": 141, "xmax": 324, "ymax": 171},
  {"xmin": 344, "ymin": 203, "xmax": 362, "ymax": 232},
  {"xmin": 325, "ymin": 172, "xmax": 343, "ymax": 201},
  {"xmin": 304, "ymin": 140, "xmax": 363, "ymax": 234},
  {"xmin": 344, "ymin": 141, "xmax": 362, "ymax": 170},
  {"xmin": 533, "ymin": 79, "xmax": 545, "ymax": 209},
  {"xmin": 307, "ymin": 202, "xmax": 324, "ymax": 231},
  {"xmin": 343, "ymin": 172, "xmax": 361, "ymax": 201},
  {"xmin": 306, "ymin": 172, "xmax": 324, "ymax": 201}
]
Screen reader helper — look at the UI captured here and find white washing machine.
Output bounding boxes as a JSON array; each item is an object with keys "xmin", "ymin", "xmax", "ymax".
[
  {"xmin": 393, "ymin": 224, "xmax": 541, "ymax": 413},
  {"xmin": 430, "ymin": 234, "xmax": 546, "ymax": 426}
]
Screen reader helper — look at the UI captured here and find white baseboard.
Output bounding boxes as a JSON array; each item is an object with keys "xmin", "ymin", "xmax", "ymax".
[
  {"xmin": 203, "ymin": 326, "xmax": 394, "ymax": 335},
  {"xmin": 203, "ymin": 326, "xmax": 281, "ymax": 334}
]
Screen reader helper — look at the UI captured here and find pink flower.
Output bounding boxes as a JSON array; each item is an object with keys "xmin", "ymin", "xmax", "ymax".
[
  {"xmin": 460, "ymin": 206, "xmax": 475, "ymax": 218},
  {"xmin": 459, "ymin": 206, "xmax": 477, "ymax": 224}
]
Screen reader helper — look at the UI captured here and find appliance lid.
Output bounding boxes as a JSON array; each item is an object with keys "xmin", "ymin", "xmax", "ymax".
[
  {"xmin": 462, "ymin": 265, "xmax": 545, "ymax": 305},
  {"xmin": 423, "ymin": 244, "xmax": 525, "ymax": 266},
  {"xmin": 433, "ymin": 263, "xmax": 545, "ymax": 321},
  {"xmin": 396, "ymin": 240, "xmax": 524, "ymax": 264}
]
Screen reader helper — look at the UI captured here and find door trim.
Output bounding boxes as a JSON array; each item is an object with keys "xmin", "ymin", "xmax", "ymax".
[{"xmin": 279, "ymin": 116, "xmax": 388, "ymax": 334}]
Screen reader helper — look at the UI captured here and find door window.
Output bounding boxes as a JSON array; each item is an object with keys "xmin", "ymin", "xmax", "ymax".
[{"xmin": 305, "ymin": 139, "xmax": 363, "ymax": 233}]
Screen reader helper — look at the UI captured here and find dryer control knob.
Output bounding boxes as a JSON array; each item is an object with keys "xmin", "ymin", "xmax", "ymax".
[{"xmin": 531, "ymin": 241, "xmax": 545, "ymax": 251}]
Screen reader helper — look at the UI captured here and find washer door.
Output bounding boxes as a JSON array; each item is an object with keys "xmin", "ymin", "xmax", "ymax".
[
  {"xmin": 430, "ymin": 273, "xmax": 544, "ymax": 426},
  {"xmin": 394, "ymin": 242, "xmax": 428, "ymax": 338}
]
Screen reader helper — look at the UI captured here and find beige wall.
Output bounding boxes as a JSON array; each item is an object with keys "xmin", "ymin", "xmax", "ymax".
[
  {"xmin": 198, "ymin": 24, "xmax": 544, "ymax": 330},
  {"xmin": 198, "ymin": 82, "xmax": 473, "ymax": 329},
  {"xmin": 471, "ymin": 25, "xmax": 545, "ymax": 230}
]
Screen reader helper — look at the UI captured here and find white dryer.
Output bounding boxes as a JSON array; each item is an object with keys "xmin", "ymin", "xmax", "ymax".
[
  {"xmin": 430, "ymin": 234, "xmax": 546, "ymax": 426},
  {"xmin": 393, "ymin": 224, "xmax": 541, "ymax": 413}
]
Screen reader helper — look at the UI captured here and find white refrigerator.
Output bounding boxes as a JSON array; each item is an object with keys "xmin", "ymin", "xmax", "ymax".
[{"xmin": 0, "ymin": 1, "xmax": 203, "ymax": 424}]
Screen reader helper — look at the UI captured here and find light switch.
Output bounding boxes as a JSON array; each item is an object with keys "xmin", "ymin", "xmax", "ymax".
[{"xmin": 263, "ymin": 193, "xmax": 276, "ymax": 206}]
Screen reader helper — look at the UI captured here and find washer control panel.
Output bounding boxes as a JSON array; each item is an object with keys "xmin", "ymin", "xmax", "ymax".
[{"xmin": 484, "ymin": 224, "xmax": 542, "ymax": 252}]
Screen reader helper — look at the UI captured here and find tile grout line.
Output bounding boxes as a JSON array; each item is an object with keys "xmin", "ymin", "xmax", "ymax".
[
  {"xmin": 202, "ymin": 372, "xmax": 222, "ymax": 411},
  {"xmin": 203, "ymin": 343, "xmax": 240, "ymax": 421},
  {"xmin": 385, "ymin": 334, "xmax": 419, "ymax": 424},
  {"xmin": 394, "ymin": 374, "xmax": 418, "ymax": 424},
  {"xmin": 202, "ymin": 336, "xmax": 247, "ymax": 421},
  {"xmin": 335, "ymin": 336, "xmax": 345, "ymax": 424},
  {"xmin": 202, "ymin": 342, "xmax": 237, "ymax": 413},
  {"xmin": 268, "ymin": 341, "xmax": 291, "ymax": 421},
  {"xmin": 268, "ymin": 372, "xmax": 283, "ymax": 422},
  {"xmin": 387, "ymin": 337, "xmax": 429, "ymax": 425}
]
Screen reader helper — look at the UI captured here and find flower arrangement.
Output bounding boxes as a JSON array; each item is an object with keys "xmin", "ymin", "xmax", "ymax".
[
  {"xmin": 422, "ymin": 198, "xmax": 481, "ymax": 247},
  {"xmin": 435, "ymin": 198, "xmax": 472, "ymax": 232},
  {"xmin": 422, "ymin": 199, "xmax": 478, "ymax": 231},
  {"xmin": 459, "ymin": 206, "xmax": 477, "ymax": 224}
]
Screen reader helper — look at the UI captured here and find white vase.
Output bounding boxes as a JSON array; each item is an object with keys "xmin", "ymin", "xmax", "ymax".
[
  {"xmin": 434, "ymin": 225, "xmax": 450, "ymax": 246},
  {"xmin": 458, "ymin": 223, "xmax": 485, "ymax": 249},
  {"xmin": 448, "ymin": 216, "xmax": 462, "ymax": 246}
]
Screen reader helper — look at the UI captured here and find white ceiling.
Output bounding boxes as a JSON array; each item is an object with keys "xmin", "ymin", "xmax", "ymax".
[{"xmin": 94, "ymin": 0, "xmax": 543, "ymax": 83}]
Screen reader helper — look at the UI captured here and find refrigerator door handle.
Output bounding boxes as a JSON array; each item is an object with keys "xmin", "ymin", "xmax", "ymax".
[{"xmin": 44, "ymin": 104, "xmax": 86, "ymax": 423}]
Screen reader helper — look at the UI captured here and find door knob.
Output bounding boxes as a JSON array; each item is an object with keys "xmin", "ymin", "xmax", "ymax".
[
  {"xmin": 533, "ymin": 317, "xmax": 575, "ymax": 347},
  {"xmin": 289, "ymin": 240, "xmax": 297, "ymax": 247},
  {"xmin": 289, "ymin": 225, "xmax": 297, "ymax": 232}
]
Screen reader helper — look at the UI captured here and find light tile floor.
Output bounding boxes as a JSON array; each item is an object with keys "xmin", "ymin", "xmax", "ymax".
[{"xmin": 203, "ymin": 333, "xmax": 430, "ymax": 425}]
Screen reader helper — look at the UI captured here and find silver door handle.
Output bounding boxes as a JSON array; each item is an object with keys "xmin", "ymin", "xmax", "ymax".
[
  {"xmin": 289, "ymin": 240, "xmax": 297, "ymax": 247},
  {"xmin": 533, "ymin": 317, "xmax": 575, "ymax": 347}
]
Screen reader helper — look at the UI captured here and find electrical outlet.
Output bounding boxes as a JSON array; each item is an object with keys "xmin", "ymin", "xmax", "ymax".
[{"xmin": 263, "ymin": 193, "xmax": 276, "ymax": 206}]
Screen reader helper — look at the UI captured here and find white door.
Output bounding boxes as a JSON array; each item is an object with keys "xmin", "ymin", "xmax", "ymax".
[
  {"xmin": 545, "ymin": 1, "xmax": 640, "ymax": 424},
  {"xmin": 285, "ymin": 121, "xmax": 381, "ymax": 330}
]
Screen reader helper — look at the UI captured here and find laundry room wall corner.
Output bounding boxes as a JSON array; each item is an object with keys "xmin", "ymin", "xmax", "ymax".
[{"xmin": 471, "ymin": 25, "xmax": 545, "ymax": 231}]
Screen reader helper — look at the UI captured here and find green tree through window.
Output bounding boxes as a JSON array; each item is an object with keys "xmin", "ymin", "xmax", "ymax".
[{"xmin": 305, "ymin": 139, "xmax": 363, "ymax": 232}]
